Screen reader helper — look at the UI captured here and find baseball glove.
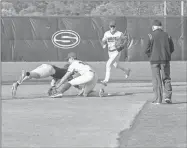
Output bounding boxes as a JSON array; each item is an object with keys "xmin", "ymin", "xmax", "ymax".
[
  {"xmin": 48, "ymin": 86, "xmax": 57, "ymax": 96},
  {"xmin": 115, "ymin": 37, "xmax": 125, "ymax": 52}
]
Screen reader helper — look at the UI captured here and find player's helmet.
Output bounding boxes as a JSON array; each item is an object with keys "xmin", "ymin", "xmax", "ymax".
[{"xmin": 65, "ymin": 52, "xmax": 77, "ymax": 61}]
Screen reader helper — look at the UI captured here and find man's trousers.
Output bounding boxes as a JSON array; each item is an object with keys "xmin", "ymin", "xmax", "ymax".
[{"xmin": 151, "ymin": 62, "xmax": 172, "ymax": 103}]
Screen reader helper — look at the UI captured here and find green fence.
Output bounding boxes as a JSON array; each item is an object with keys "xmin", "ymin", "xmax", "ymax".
[{"xmin": 1, "ymin": 16, "xmax": 187, "ymax": 61}]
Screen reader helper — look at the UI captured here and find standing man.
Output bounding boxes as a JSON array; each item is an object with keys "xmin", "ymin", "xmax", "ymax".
[
  {"xmin": 50, "ymin": 52, "xmax": 98, "ymax": 98},
  {"xmin": 101, "ymin": 20, "xmax": 131, "ymax": 86},
  {"xmin": 144, "ymin": 20, "xmax": 174, "ymax": 104}
]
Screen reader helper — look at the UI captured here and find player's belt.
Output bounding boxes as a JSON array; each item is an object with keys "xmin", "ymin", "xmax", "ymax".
[{"xmin": 109, "ymin": 49, "xmax": 117, "ymax": 52}]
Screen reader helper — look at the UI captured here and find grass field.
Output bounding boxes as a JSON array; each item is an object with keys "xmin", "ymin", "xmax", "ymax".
[
  {"xmin": 2, "ymin": 61, "xmax": 187, "ymax": 83},
  {"xmin": 1, "ymin": 61, "xmax": 187, "ymax": 147}
]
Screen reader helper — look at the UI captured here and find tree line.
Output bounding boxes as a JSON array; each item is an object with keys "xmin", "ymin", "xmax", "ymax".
[{"xmin": 1, "ymin": 0, "xmax": 187, "ymax": 16}]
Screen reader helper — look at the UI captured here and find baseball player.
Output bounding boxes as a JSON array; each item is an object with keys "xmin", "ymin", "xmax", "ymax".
[
  {"xmin": 11, "ymin": 63, "xmax": 81, "ymax": 97},
  {"xmin": 101, "ymin": 20, "xmax": 131, "ymax": 85},
  {"xmin": 50, "ymin": 52, "xmax": 98, "ymax": 98}
]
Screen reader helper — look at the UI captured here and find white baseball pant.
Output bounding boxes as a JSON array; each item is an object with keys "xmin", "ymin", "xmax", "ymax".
[
  {"xmin": 104, "ymin": 50, "xmax": 121, "ymax": 82},
  {"xmin": 69, "ymin": 71, "xmax": 98, "ymax": 94},
  {"xmin": 31, "ymin": 64, "xmax": 55, "ymax": 78}
]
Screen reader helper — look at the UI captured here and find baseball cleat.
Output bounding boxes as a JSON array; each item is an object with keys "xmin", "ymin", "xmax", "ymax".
[
  {"xmin": 151, "ymin": 100, "xmax": 161, "ymax": 105},
  {"xmin": 50, "ymin": 93, "xmax": 63, "ymax": 98},
  {"xmin": 152, "ymin": 102, "xmax": 161, "ymax": 105},
  {"xmin": 165, "ymin": 98, "xmax": 172, "ymax": 104},
  {"xmin": 12, "ymin": 82, "xmax": 19, "ymax": 97},
  {"xmin": 100, "ymin": 80, "xmax": 107, "ymax": 86},
  {"xmin": 125, "ymin": 68, "xmax": 131, "ymax": 79},
  {"xmin": 99, "ymin": 88, "xmax": 105, "ymax": 97},
  {"xmin": 77, "ymin": 89, "xmax": 84, "ymax": 96}
]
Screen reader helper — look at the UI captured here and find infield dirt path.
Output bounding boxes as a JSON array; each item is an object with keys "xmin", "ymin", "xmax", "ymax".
[{"xmin": 2, "ymin": 82, "xmax": 186, "ymax": 147}]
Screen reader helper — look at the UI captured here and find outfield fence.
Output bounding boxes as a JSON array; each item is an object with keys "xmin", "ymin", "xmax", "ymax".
[{"xmin": 1, "ymin": 16, "xmax": 187, "ymax": 61}]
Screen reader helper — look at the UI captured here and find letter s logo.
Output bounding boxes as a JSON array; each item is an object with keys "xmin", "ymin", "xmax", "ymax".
[{"xmin": 52, "ymin": 30, "xmax": 81, "ymax": 49}]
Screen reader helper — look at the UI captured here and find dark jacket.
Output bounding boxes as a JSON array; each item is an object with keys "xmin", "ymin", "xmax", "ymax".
[{"xmin": 144, "ymin": 29, "xmax": 174, "ymax": 64}]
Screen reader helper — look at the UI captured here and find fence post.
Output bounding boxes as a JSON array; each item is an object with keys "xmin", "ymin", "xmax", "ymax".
[
  {"xmin": 164, "ymin": 0, "xmax": 167, "ymax": 31},
  {"xmin": 11, "ymin": 42, "xmax": 14, "ymax": 61},
  {"xmin": 181, "ymin": 0, "xmax": 184, "ymax": 60}
]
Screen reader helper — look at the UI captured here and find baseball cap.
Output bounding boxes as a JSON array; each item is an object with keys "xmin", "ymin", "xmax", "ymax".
[
  {"xmin": 152, "ymin": 20, "xmax": 162, "ymax": 26},
  {"xmin": 109, "ymin": 20, "xmax": 116, "ymax": 27},
  {"xmin": 65, "ymin": 52, "xmax": 77, "ymax": 60}
]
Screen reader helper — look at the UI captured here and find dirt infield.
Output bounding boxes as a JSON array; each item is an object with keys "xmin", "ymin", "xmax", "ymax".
[
  {"xmin": 2, "ymin": 61, "xmax": 187, "ymax": 83},
  {"xmin": 2, "ymin": 83, "xmax": 148, "ymax": 147},
  {"xmin": 2, "ymin": 82, "xmax": 186, "ymax": 147},
  {"xmin": 2, "ymin": 61, "xmax": 186, "ymax": 147}
]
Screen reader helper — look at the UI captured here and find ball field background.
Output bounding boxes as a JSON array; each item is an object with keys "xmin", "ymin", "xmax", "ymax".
[{"xmin": 1, "ymin": 61, "xmax": 187, "ymax": 148}]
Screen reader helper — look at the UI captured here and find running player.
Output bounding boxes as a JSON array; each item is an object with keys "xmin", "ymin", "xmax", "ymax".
[
  {"xmin": 50, "ymin": 52, "xmax": 98, "ymax": 98},
  {"xmin": 101, "ymin": 20, "xmax": 131, "ymax": 86}
]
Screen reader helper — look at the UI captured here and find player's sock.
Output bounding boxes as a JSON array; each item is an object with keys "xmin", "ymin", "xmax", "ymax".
[
  {"xmin": 26, "ymin": 72, "xmax": 30, "ymax": 76},
  {"xmin": 60, "ymin": 82, "xmax": 71, "ymax": 93}
]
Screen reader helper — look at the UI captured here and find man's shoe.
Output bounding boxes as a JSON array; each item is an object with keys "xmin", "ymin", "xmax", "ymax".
[
  {"xmin": 125, "ymin": 68, "xmax": 131, "ymax": 79},
  {"xmin": 50, "ymin": 93, "xmax": 63, "ymax": 98},
  {"xmin": 165, "ymin": 98, "xmax": 172, "ymax": 104},
  {"xmin": 101, "ymin": 80, "xmax": 107, "ymax": 86},
  {"xmin": 152, "ymin": 100, "xmax": 161, "ymax": 105},
  {"xmin": 152, "ymin": 102, "xmax": 161, "ymax": 105},
  {"xmin": 77, "ymin": 89, "xmax": 84, "ymax": 96}
]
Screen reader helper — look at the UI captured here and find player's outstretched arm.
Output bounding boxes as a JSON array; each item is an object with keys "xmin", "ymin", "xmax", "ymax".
[{"xmin": 55, "ymin": 71, "xmax": 73, "ymax": 89}]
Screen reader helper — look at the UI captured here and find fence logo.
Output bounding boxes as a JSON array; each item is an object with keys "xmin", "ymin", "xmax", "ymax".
[{"xmin": 52, "ymin": 30, "xmax": 81, "ymax": 49}]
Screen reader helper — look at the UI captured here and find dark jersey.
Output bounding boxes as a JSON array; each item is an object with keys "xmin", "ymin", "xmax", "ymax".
[
  {"xmin": 51, "ymin": 65, "xmax": 67, "ymax": 79},
  {"xmin": 145, "ymin": 29, "xmax": 174, "ymax": 64}
]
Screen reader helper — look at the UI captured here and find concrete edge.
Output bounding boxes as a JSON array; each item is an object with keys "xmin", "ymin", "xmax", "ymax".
[{"xmin": 116, "ymin": 100, "xmax": 150, "ymax": 148}]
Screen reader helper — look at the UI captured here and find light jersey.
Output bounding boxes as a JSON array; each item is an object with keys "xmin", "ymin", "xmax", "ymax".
[
  {"xmin": 103, "ymin": 30, "xmax": 123, "ymax": 51},
  {"xmin": 68, "ymin": 60, "xmax": 93, "ymax": 75}
]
